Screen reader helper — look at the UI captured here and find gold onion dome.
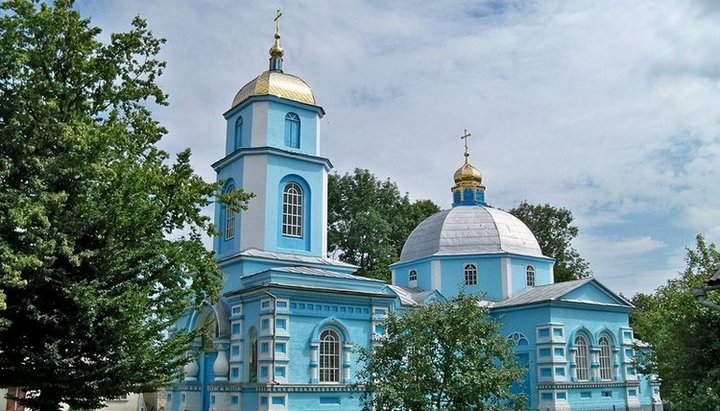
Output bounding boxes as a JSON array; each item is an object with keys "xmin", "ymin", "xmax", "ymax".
[
  {"xmin": 230, "ymin": 8, "xmax": 316, "ymax": 110},
  {"xmin": 453, "ymin": 159, "xmax": 483, "ymax": 186},
  {"xmin": 269, "ymin": 33, "xmax": 284, "ymax": 58}
]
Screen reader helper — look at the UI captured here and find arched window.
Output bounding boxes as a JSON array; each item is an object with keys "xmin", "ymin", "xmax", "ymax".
[
  {"xmin": 508, "ymin": 332, "xmax": 529, "ymax": 347},
  {"xmin": 408, "ymin": 269, "xmax": 417, "ymax": 282},
  {"xmin": 234, "ymin": 116, "xmax": 243, "ymax": 149},
  {"xmin": 599, "ymin": 336, "xmax": 613, "ymax": 380},
  {"xmin": 526, "ymin": 265, "xmax": 535, "ymax": 286},
  {"xmin": 319, "ymin": 329, "xmax": 340, "ymax": 383},
  {"xmin": 282, "ymin": 183, "xmax": 303, "ymax": 237},
  {"xmin": 464, "ymin": 263, "xmax": 477, "ymax": 286},
  {"xmin": 284, "ymin": 112, "xmax": 300, "ymax": 148},
  {"xmin": 224, "ymin": 186, "xmax": 235, "ymax": 240},
  {"xmin": 575, "ymin": 335, "xmax": 590, "ymax": 381}
]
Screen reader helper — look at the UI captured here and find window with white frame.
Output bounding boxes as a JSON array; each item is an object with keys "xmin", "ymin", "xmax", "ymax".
[
  {"xmin": 284, "ymin": 112, "xmax": 300, "ymax": 148},
  {"xmin": 408, "ymin": 269, "xmax": 417, "ymax": 282},
  {"xmin": 464, "ymin": 263, "xmax": 477, "ymax": 285},
  {"xmin": 526, "ymin": 265, "xmax": 536, "ymax": 286},
  {"xmin": 282, "ymin": 182, "xmax": 303, "ymax": 237},
  {"xmin": 319, "ymin": 329, "xmax": 340, "ymax": 383},
  {"xmin": 575, "ymin": 335, "xmax": 590, "ymax": 381},
  {"xmin": 224, "ymin": 186, "xmax": 235, "ymax": 240},
  {"xmin": 599, "ymin": 336, "xmax": 613, "ymax": 380}
]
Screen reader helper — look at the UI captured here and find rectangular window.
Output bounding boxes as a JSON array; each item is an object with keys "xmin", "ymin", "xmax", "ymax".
[
  {"xmin": 277, "ymin": 301, "xmax": 288, "ymax": 308},
  {"xmin": 276, "ymin": 342, "xmax": 286, "ymax": 354},
  {"xmin": 231, "ymin": 367, "xmax": 239, "ymax": 378},
  {"xmin": 629, "ymin": 389, "xmax": 637, "ymax": 397},
  {"xmin": 232, "ymin": 305, "xmax": 242, "ymax": 315},
  {"xmin": 276, "ymin": 319, "xmax": 287, "ymax": 329},
  {"xmin": 271, "ymin": 396, "xmax": 286, "ymax": 406},
  {"xmin": 602, "ymin": 391, "xmax": 612, "ymax": 398},
  {"xmin": 556, "ymin": 392, "xmax": 567, "ymax": 400},
  {"xmin": 538, "ymin": 328, "xmax": 550, "ymax": 338},
  {"xmin": 261, "ymin": 319, "xmax": 270, "ymax": 329},
  {"xmin": 166, "ymin": 394, "xmax": 171, "ymax": 402},
  {"xmin": 580, "ymin": 391, "xmax": 592, "ymax": 399},
  {"xmin": 231, "ymin": 344, "xmax": 240, "ymax": 357},
  {"xmin": 554, "ymin": 348, "xmax": 564, "ymax": 356},
  {"xmin": 231, "ymin": 323, "xmax": 241, "ymax": 335},
  {"xmin": 260, "ymin": 366, "xmax": 268, "ymax": 378},
  {"xmin": 211, "ymin": 395, "xmax": 215, "ymax": 405},
  {"xmin": 555, "ymin": 367, "xmax": 565, "ymax": 377},
  {"xmin": 540, "ymin": 367, "xmax": 552, "ymax": 377},
  {"xmin": 276, "ymin": 366, "xmax": 286, "ymax": 378},
  {"xmin": 539, "ymin": 348, "xmax": 551, "ymax": 357},
  {"xmin": 553, "ymin": 328, "xmax": 563, "ymax": 337},
  {"xmin": 375, "ymin": 324, "xmax": 385, "ymax": 334},
  {"xmin": 625, "ymin": 348, "xmax": 634, "ymax": 357},
  {"xmin": 541, "ymin": 392, "xmax": 553, "ymax": 401},
  {"xmin": 261, "ymin": 342, "xmax": 269, "ymax": 353},
  {"xmin": 627, "ymin": 367, "xmax": 636, "ymax": 375},
  {"xmin": 261, "ymin": 300, "xmax": 270, "ymax": 309},
  {"xmin": 260, "ymin": 396, "xmax": 268, "ymax": 405},
  {"xmin": 320, "ymin": 397, "xmax": 341, "ymax": 405},
  {"xmin": 231, "ymin": 395, "xmax": 239, "ymax": 405},
  {"xmin": 623, "ymin": 331, "xmax": 633, "ymax": 339}
]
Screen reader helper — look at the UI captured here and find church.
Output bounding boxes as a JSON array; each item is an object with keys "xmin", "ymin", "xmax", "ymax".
[{"xmin": 168, "ymin": 16, "xmax": 660, "ymax": 411}]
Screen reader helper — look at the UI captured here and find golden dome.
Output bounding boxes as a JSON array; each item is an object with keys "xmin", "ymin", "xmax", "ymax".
[
  {"xmin": 453, "ymin": 160, "xmax": 483, "ymax": 185},
  {"xmin": 269, "ymin": 34, "xmax": 284, "ymax": 58},
  {"xmin": 230, "ymin": 70, "xmax": 317, "ymax": 109}
]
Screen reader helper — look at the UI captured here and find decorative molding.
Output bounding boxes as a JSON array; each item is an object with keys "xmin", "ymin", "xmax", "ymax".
[{"xmin": 537, "ymin": 381, "xmax": 640, "ymax": 390}]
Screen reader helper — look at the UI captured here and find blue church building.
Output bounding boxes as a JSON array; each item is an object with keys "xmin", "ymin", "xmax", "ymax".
[{"xmin": 169, "ymin": 18, "xmax": 660, "ymax": 411}]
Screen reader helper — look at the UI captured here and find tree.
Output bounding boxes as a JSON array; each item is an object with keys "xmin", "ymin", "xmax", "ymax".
[
  {"xmin": 0, "ymin": 1, "xmax": 250, "ymax": 409},
  {"xmin": 632, "ymin": 235, "xmax": 720, "ymax": 410},
  {"xmin": 328, "ymin": 169, "xmax": 439, "ymax": 282},
  {"xmin": 356, "ymin": 293, "xmax": 525, "ymax": 411},
  {"xmin": 508, "ymin": 201, "xmax": 591, "ymax": 282}
]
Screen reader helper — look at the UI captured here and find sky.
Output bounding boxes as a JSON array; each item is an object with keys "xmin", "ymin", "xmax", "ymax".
[{"xmin": 76, "ymin": 0, "xmax": 720, "ymax": 297}]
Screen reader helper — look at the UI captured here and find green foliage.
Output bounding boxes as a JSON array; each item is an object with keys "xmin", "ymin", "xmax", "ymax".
[
  {"xmin": 328, "ymin": 169, "xmax": 439, "ymax": 282},
  {"xmin": 356, "ymin": 294, "xmax": 526, "ymax": 411},
  {"xmin": 0, "ymin": 1, "xmax": 250, "ymax": 409},
  {"xmin": 508, "ymin": 201, "xmax": 591, "ymax": 282},
  {"xmin": 632, "ymin": 235, "xmax": 720, "ymax": 410}
]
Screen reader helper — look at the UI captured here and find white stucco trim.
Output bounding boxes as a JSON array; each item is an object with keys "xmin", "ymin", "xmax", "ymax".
[
  {"xmin": 502, "ymin": 257, "xmax": 512, "ymax": 298},
  {"xmin": 251, "ymin": 101, "xmax": 269, "ymax": 147},
  {"xmin": 431, "ymin": 260, "xmax": 441, "ymax": 291},
  {"xmin": 240, "ymin": 156, "xmax": 267, "ymax": 251}
]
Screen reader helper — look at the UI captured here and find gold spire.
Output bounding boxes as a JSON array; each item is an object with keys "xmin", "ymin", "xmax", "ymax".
[{"xmin": 269, "ymin": 8, "xmax": 284, "ymax": 59}]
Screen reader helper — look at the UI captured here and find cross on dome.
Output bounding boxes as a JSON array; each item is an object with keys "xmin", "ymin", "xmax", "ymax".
[{"xmin": 269, "ymin": 8, "xmax": 284, "ymax": 71}]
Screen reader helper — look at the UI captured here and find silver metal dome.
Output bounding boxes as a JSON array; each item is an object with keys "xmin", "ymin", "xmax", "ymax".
[{"xmin": 399, "ymin": 206, "xmax": 543, "ymax": 262}]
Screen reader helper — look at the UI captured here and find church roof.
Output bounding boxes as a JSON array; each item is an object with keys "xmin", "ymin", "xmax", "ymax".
[
  {"xmin": 386, "ymin": 285, "xmax": 440, "ymax": 307},
  {"xmin": 236, "ymin": 248, "xmax": 357, "ymax": 269},
  {"xmin": 491, "ymin": 278, "xmax": 632, "ymax": 309},
  {"xmin": 270, "ymin": 266, "xmax": 384, "ymax": 282},
  {"xmin": 399, "ymin": 206, "xmax": 544, "ymax": 262}
]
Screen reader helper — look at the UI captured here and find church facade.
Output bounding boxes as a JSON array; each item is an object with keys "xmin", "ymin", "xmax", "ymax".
[{"xmin": 168, "ymin": 19, "xmax": 660, "ymax": 411}]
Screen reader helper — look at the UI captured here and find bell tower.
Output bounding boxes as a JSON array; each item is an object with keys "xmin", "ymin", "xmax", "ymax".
[{"xmin": 213, "ymin": 11, "xmax": 330, "ymax": 259}]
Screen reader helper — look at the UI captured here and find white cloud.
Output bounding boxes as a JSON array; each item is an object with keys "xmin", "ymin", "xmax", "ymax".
[{"xmin": 76, "ymin": 0, "xmax": 720, "ymax": 295}]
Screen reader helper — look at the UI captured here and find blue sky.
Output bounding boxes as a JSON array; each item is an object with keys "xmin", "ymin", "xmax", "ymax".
[{"xmin": 76, "ymin": 0, "xmax": 720, "ymax": 297}]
